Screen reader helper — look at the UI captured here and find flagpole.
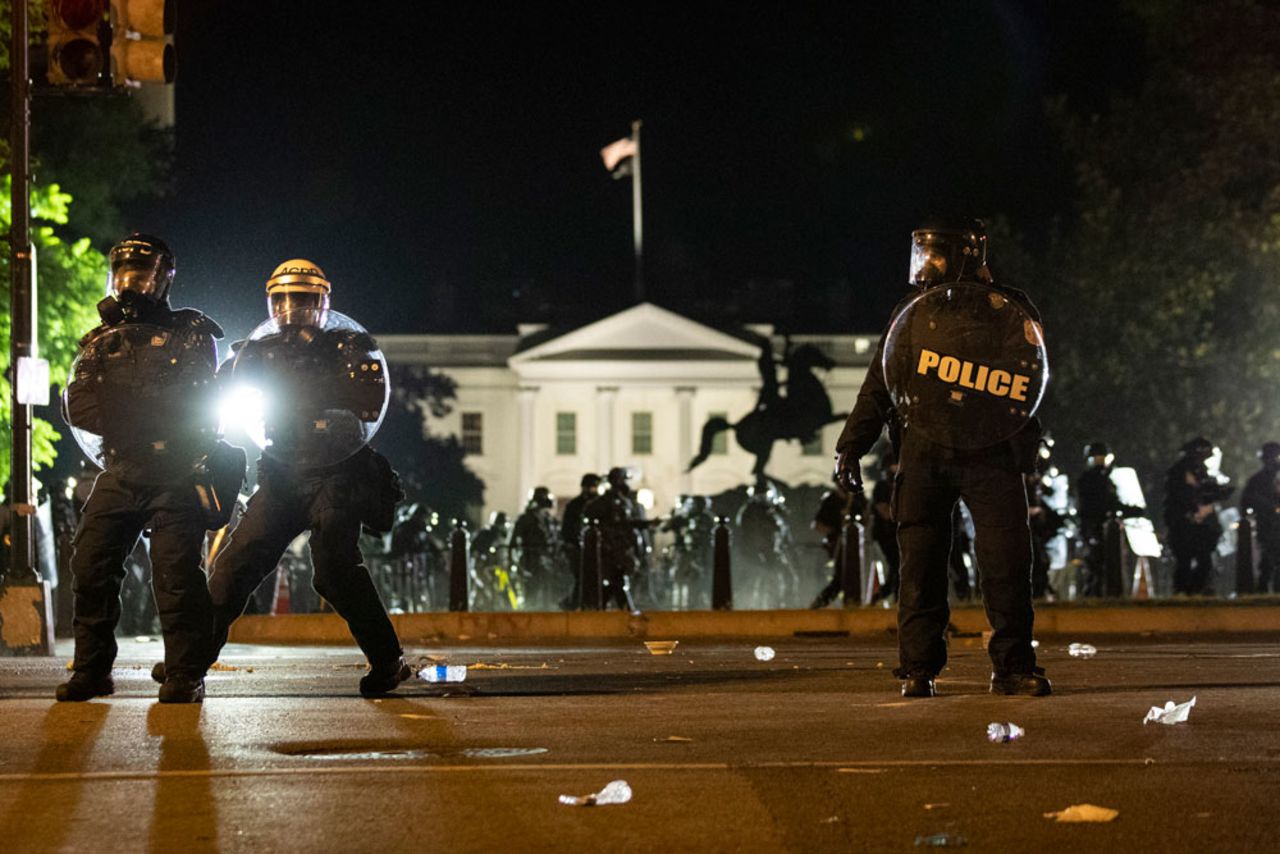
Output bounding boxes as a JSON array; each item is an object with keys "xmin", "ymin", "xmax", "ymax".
[{"xmin": 631, "ymin": 119, "xmax": 644, "ymax": 303}]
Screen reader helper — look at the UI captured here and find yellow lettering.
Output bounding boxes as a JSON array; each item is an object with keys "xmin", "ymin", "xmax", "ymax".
[
  {"xmin": 987, "ymin": 370, "xmax": 1012, "ymax": 396},
  {"xmin": 958, "ymin": 360, "xmax": 976, "ymax": 388},
  {"xmin": 974, "ymin": 364, "xmax": 989, "ymax": 390},
  {"xmin": 917, "ymin": 349, "xmax": 940, "ymax": 375},
  {"xmin": 1010, "ymin": 374, "xmax": 1030, "ymax": 402},
  {"xmin": 938, "ymin": 356, "xmax": 961, "ymax": 383}
]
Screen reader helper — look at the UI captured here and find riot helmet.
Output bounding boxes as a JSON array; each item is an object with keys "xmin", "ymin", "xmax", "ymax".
[
  {"xmin": 606, "ymin": 466, "xmax": 632, "ymax": 494},
  {"xmin": 107, "ymin": 233, "xmax": 175, "ymax": 305},
  {"xmin": 1084, "ymin": 441, "xmax": 1114, "ymax": 469},
  {"xmin": 1260, "ymin": 442, "xmax": 1280, "ymax": 468},
  {"xmin": 266, "ymin": 258, "xmax": 331, "ymax": 327},
  {"xmin": 580, "ymin": 472, "xmax": 602, "ymax": 491},
  {"xmin": 909, "ymin": 219, "xmax": 987, "ymax": 288},
  {"xmin": 1180, "ymin": 436, "xmax": 1214, "ymax": 461},
  {"xmin": 529, "ymin": 486, "xmax": 554, "ymax": 509}
]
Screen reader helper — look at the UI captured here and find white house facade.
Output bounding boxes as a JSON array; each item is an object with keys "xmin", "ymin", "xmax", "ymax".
[{"xmin": 379, "ymin": 303, "xmax": 877, "ymax": 519}]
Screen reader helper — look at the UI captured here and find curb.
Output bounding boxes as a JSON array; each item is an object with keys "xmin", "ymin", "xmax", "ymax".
[{"xmin": 226, "ymin": 604, "xmax": 1280, "ymax": 645}]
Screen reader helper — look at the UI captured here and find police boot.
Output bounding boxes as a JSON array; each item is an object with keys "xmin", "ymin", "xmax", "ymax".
[
  {"xmin": 150, "ymin": 661, "xmax": 166, "ymax": 684},
  {"xmin": 900, "ymin": 674, "xmax": 937, "ymax": 698},
  {"xmin": 359, "ymin": 656, "xmax": 412, "ymax": 697},
  {"xmin": 55, "ymin": 672, "xmax": 115, "ymax": 702},
  {"xmin": 990, "ymin": 668, "xmax": 1052, "ymax": 697},
  {"xmin": 158, "ymin": 673, "xmax": 206, "ymax": 703}
]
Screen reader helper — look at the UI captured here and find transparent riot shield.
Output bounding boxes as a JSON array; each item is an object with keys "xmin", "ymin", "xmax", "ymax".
[
  {"xmin": 883, "ymin": 282, "xmax": 1048, "ymax": 450},
  {"xmin": 221, "ymin": 310, "xmax": 390, "ymax": 468},
  {"xmin": 64, "ymin": 323, "xmax": 220, "ymax": 468}
]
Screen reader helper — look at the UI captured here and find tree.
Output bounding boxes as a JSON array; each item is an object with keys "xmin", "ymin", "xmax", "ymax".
[
  {"xmin": 1034, "ymin": 0, "xmax": 1280, "ymax": 493},
  {"xmin": 376, "ymin": 364, "xmax": 485, "ymax": 524},
  {"xmin": 0, "ymin": 178, "xmax": 106, "ymax": 485}
]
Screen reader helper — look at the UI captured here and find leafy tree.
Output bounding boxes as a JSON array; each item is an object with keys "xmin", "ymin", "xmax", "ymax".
[
  {"xmin": 0, "ymin": 178, "xmax": 106, "ymax": 484},
  {"xmin": 1034, "ymin": 0, "xmax": 1280, "ymax": 494},
  {"xmin": 376, "ymin": 364, "xmax": 485, "ymax": 524}
]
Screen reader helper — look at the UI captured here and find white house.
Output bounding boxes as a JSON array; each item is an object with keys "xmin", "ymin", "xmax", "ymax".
[{"xmin": 379, "ymin": 303, "xmax": 877, "ymax": 519}]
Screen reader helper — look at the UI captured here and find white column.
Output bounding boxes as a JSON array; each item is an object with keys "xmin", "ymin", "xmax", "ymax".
[
  {"xmin": 596, "ymin": 386, "xmax": 618, "ymax": 472},
  {"xmin": 517, "ymin": 386, "xmax": 538, "ymax": 504},
  {"xmin": 676, "ymin": 386, "xmax": 695, "ymax": 493}
]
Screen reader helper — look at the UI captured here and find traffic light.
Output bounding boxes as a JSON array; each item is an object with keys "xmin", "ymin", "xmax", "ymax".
[
  {"xmin": 45, "ymin": 0, "xmax": 109, "ymax": 86},
  {"xmin": 109, "ymin": 0, "xmax": 175, "ymax": 85}
]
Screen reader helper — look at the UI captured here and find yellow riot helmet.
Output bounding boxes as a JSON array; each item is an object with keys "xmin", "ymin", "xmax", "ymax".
[{"xmin": 266, "ymin": 258, "xmax": 331, "ymax": 326}]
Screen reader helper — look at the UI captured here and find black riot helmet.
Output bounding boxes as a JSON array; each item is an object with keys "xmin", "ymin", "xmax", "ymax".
[
  {"xmin": 1084, "ymin": 441, "xmax": 1114, "ymax": 469},
  {"xmin": 1260, "ymin": 442, "xmax": 1280, "ymax": 468},
  {"xmin": 1181, "ymin": 436, "xmax": 1214, "ymax": 461},
  {"xmin": 108, "ymin": 233, "xmax": 175, "ymax": 305},
  {"xmin": 530, "ymin": 486, "xmax": 555, "ymax": 509},
  {"xmin": 909, "ymin": 218, "xmax": 987, "ymax": 288}
]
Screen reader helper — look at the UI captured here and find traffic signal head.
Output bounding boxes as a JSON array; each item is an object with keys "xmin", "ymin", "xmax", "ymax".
[
  {"xmin": 110, "ymin": 0, "xmax": 175, "ymax": 85},
  {"xmin": 45, "ymin": 0, "xmax": 109, "ymax": 86}
]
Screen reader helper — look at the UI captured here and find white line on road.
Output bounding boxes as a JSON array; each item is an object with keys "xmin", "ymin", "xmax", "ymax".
[{"xmin": 0, "ymin": 757, "xmax": 1268, "ymax": 784}]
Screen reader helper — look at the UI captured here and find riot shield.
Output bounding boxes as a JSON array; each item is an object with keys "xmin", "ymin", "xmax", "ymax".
[
  {"xmin": 883, "ymin": 282, "xmax": 1048, "ymax": 450},
  {"xmin": 64, "ymin": 323, "xmax": 219, "ymax": 468},
  {"xmin": 221, "ymin": 310, "xmax": 390, "ymax": 468}
]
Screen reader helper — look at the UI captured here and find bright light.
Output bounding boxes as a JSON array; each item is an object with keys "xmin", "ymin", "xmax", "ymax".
[
  {"xmin": 218, "ymin": 384, "xmax": 268, "ymax": 449},
  {"xmin": 636, "ymin": 487, "xmax": 655, "ymax": 511}
]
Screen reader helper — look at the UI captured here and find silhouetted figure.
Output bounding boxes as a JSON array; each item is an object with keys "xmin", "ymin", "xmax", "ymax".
[{"xmin": 1163, "ymin": 437, "xmax": 1233, "ymax": 595}]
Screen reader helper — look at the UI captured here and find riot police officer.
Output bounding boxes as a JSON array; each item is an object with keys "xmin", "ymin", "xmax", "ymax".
[
  {"xmin": 510, "ymin": 487, "xmax": 560, "ymax": 609},
  {"xmin": 559, "ymin": 473, "xmax": 601, "ymax": 609},
  {"xmin": 584, "ymin": 467, "xmax": 645, "ymax": 611},
  {"xmin": 1164, "ymin": 437, "xmax": 1233, "ymax": 595},
  {"xmin": 1242, "ymin": 442, "xmax": 1280, "ymax": 593},
  {"xmin": 162, "ymin": 259, "xmax": 409, "ymax": 696},
  {"xmin": 1074, "ymin": 442, "xmax": 1142, "ymax": 596},
  {"xmin": 834, "ymin": 220, "xmax": 1051, "ymax": 698},
  {"xmin": 59, "ymin": 234, "xmax": 230, "ymax": 703}
]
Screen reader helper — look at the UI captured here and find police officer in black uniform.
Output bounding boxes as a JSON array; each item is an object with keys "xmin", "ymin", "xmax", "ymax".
[
  {"xmin": 59, "ymin": 234, "xmax": 225, "ymax": 703},
  {"xmin": 1242, "ymin": 442, "xmax": 1280, "ymax": 593},
  {"xmin": 559, "ymin": 473, "xmax": 600, "ymax": 609},
  {"xmin": 834, "ymin": 220, "xmax": 1051, "ymax": 698},
  {"xmin": 585, "ymin": 467, "xmax": 644, "ymax": 611},
  {"xmin": 1163, "ymin": 437, "xmax": 1233, "ymax": 595},
  {"xmin": 1074, "ymin": 442, "xmax": 1142, "ymax": 596},
  {"xmin": 159, "ymin": 259, "xmax": 409, "ymax": 696},
  {"xmin": 510, "ymin": 487, "xmax": 560, "ymax": 609}
]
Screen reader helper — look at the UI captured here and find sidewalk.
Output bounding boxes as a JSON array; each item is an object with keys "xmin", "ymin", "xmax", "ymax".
[{"xmin": 227, "ymin": 598, "xmax": 1280, "ymax": 645}]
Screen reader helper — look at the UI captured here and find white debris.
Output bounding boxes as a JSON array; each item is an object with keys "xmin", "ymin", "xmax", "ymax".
[
  {"xmin": 754, "ymin": 646, "xmax": 776, "ymax": 662},
  {"xmin": 1068, "ymin": 643, "xmax": 1098, "ymax": 658},
  {"xmin": 1143, "ymin": 696, "xmax": 1196, "ymax": 726},
  {"xmin": 559, "ymin": 780, "xmax": 632, "ymax": 806}
]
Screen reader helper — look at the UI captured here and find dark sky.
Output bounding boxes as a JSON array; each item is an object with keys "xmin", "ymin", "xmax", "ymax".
[{"xmin": 132, "ymin": 1, "xmax": 1142, "ymax": 342}]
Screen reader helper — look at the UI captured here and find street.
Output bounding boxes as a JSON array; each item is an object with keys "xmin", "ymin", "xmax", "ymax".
[{"xmin": 1, "ymin": 635, "xmax": 1278, "ymax": 852}]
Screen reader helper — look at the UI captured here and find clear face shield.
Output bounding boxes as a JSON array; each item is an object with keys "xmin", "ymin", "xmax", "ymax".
[
  {"xmin": 108, "ymin": 253, "xmax": 170, "ymax": 304},
  {"xmin": 269, "ymin": 290, "xmax": 330, "ymax": 327},
  {"xmin": 909, "ymin": 235, "xmax": 950, "ymax": 287}
]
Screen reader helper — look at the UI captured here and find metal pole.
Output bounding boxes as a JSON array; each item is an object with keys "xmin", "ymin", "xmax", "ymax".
[
  {"xmin": 631, "ymin": 118, "xmax": 643, "ymax": 304},
  {"xmin": 711, "ymin": 516, "xmax": 732, "ymax": 610},
  {"xmin": 840, "ymin": 513, "xmax": 863, "ymax": 609},
  {"xmin": 1236, "ymin": 509, "xmax": 1256, "ymax": 596},
  {"xmin": 7, "ymin": 0, "xmax": 36, "ymax": 583},
  {"xmin": 448, "ymin": 520, "xmax": 469, "ymax": 611}
]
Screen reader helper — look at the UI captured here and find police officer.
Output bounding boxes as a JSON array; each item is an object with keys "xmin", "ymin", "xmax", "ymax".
[
  {"xmin": 1241, "ymin": 442, "xmax": 1280, "ymax": 593},
  {"xmin": 510, "ymin": 487, "xmax": 560, "ymax": 609},
  {"xmin": 1164, "ymin": 437, "xmax": 1233, "ymax": 595},
  {"xmin": 559, "ymin": 473, "xmax": 601, "ymax": 609},
  {"xmin": 808, "ymin": 478, "xmax": 865, "ymax": 608},
  {"xmin": 59, "ymin": 234, "xmax": 224, "ymax": 703},
  {"xmin": 1074, "ymin": 442, "xmax": 1142, "ymax": 596},
  {"xmin": 164, "ymin": 259, "xmax": 409, "ymax": 696},
  {"xmin": 735, "ymin": 480, "xmax": 797, "ymax": 608},
  {"xmin": 585, "ymin": 467, "xmax": 644, "ymax": 611},
  {"xmin": 834, "ymin": 220, "xmax": 1050, "ymax": 698}
]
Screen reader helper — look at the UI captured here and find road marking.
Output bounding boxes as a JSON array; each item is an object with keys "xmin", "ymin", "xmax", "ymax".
[{"xmin": 0, "ymin": 757, "xmax": 1273, "ymax": 784}]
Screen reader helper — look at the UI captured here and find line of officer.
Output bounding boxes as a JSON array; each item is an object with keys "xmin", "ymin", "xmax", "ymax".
[
  {"xmin": 1242, "ymin": 442, "xmax": 1280, "ymax": 593},
  {"xmin": 58, "ymin": 235, "xmax": 231, "ymax": 703},
  {"xmin": 834, "ymin": 219, "xmax": 1051, "ymax": 698},
  {"xmin": 152, "ymin": 260, "xmax": 411, "ymax": 696}
]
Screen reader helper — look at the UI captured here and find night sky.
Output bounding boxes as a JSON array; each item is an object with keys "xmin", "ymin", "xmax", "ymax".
[{"xmin": 130, "ymin": 1, "xmax": 1142, "ymax": 343}]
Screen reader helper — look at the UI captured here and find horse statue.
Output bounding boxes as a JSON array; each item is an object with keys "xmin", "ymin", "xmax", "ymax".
[{"xmin": 688, "ymin": 337, "xmax": 846, "ymax": 477}]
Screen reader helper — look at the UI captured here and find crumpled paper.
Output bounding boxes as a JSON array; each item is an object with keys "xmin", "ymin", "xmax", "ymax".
[
  {"xmin": 1043, "ymin": 804, "xmax": 1119, "ymax": 823},
  {"xmin": 559, "ymin": 780, "xmax": 632, "ymax": 806},
  {"xmin": 1143, "ymin": 696, "xmax": 1196, "ymax": 726}
]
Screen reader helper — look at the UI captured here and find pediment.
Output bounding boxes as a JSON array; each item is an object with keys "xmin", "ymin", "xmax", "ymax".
[{"xmin": 509, "ymin": 303, "xmax": 760, "ymax": 365}]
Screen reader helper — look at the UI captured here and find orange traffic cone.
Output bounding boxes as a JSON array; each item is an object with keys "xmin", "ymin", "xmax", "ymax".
[{"xmin": 271, "ymin": 565, "xmax": 291, "ymax": 615}]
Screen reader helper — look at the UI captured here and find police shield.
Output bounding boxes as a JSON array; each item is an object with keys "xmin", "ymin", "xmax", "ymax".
[
  {"xmin": 883, "ymin": 283, "xmax": 1048, "ymax": 450},
  {"xmin": 221, "ymin": 310, "xmax": 390, "ymax": 468},
  {"xmin": 64, "ymin": 323, "xmax": 220, "ymax": 468}
]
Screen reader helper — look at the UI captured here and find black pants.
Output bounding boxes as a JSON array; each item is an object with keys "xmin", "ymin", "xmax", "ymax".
[
  {"xmin": 1258, "ymin": 537, "xmax": 1279, "ymax": 594},
  {"xmin": 208, "ymin": 474, "xmax": 401, "ymax": 665},
  {"xmin": 894, "ymin": 455, "xmax": 1036, "ymax": 678},
  {"xmin": 1169, "ymin": 528, "xmax": 1217, "ymax": 595},
  {"xmin": 70, "ymin": 471, "xmax": 211, "ymax": 679},
  {"xmin": 872, "ymin": 528, "xmax": 900, "ymax": 601}
]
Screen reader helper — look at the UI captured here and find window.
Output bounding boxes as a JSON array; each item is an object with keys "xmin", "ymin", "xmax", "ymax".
[
  {"xmin": 461, "ymin": 412, "xmax": 483, "ymax": 455},
  {"xmin": 709, "ymin": 411, "xmax": 728, "ymax": 455},
  {"xmin": 802, "ymin": 430, "xmax": 824, "ymax": 456},
  {"xmin": 556, "ymin": 412, "xmax": 577, "ymax": 455},
  {"xmin": 631, "ymin": 411, "xmax": 653, "ymax": 455}
]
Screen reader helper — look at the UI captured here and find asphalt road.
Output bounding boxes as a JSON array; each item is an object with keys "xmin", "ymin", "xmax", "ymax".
[{"xmin": 1, "ymin": 634, "xmax": 1278, "ymax": 852}]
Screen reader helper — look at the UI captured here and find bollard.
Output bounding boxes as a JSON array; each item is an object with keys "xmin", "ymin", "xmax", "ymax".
[
  {"xmin": 1102, "ymin": 511, "xmax": 1125, "ymax": 598},
  {"xmin": 711, "ymin": 516, "xmax": 733, "ymax": 610},
  {"xmin": 580, "ymin": 518, "xmax": 602, "ymax": 610},
  {"xmin": 449, "ymin": 519, "xmax": 470, "ymax": 612},
  {"xmin": 1236, "ymin": 508, "xmax": 1257, "ymax": 595},
  {"xmin": 840, "ymin": 513, "xmax": 864, "ymax": 609}
]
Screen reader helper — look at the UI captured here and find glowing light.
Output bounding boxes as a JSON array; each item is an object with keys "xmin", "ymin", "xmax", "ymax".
[
  {"xmin": 636, "ymin": 487, "xmax": 655, "ymax": 511},
  {"xmin": 218, "ymin": 384, "xmax": 268, "ymax": 449}
]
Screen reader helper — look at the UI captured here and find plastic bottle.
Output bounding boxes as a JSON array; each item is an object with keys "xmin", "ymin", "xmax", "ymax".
[
  {"xmin": 418, "ymin": 664, "xmax": 467, "ymax": 683},
  {"xmin": 1068, "ymin": 643, "xmax": 1097, "ymax": 658},
  {"xmin": 986, "ymin": 722, "xmax": 1024, "ymax": 743}
]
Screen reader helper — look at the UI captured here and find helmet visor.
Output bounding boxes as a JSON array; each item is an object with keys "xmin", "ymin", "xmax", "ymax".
[
  {"xmin": 909, "ymin": 235, "xmax": 950, "ymax": 286},
  {"xmin": 269, "ymin": 290, "xmax": 330, "ymax": 326},
  {"xmin": 109, "ymin": 254, "xmax": 169, "ymax": 302}
]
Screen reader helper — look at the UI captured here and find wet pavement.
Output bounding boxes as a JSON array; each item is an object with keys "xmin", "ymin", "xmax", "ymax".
[{"xmin": 1, "ymin": 634, "xmax": 1278, "ymax": 852}]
